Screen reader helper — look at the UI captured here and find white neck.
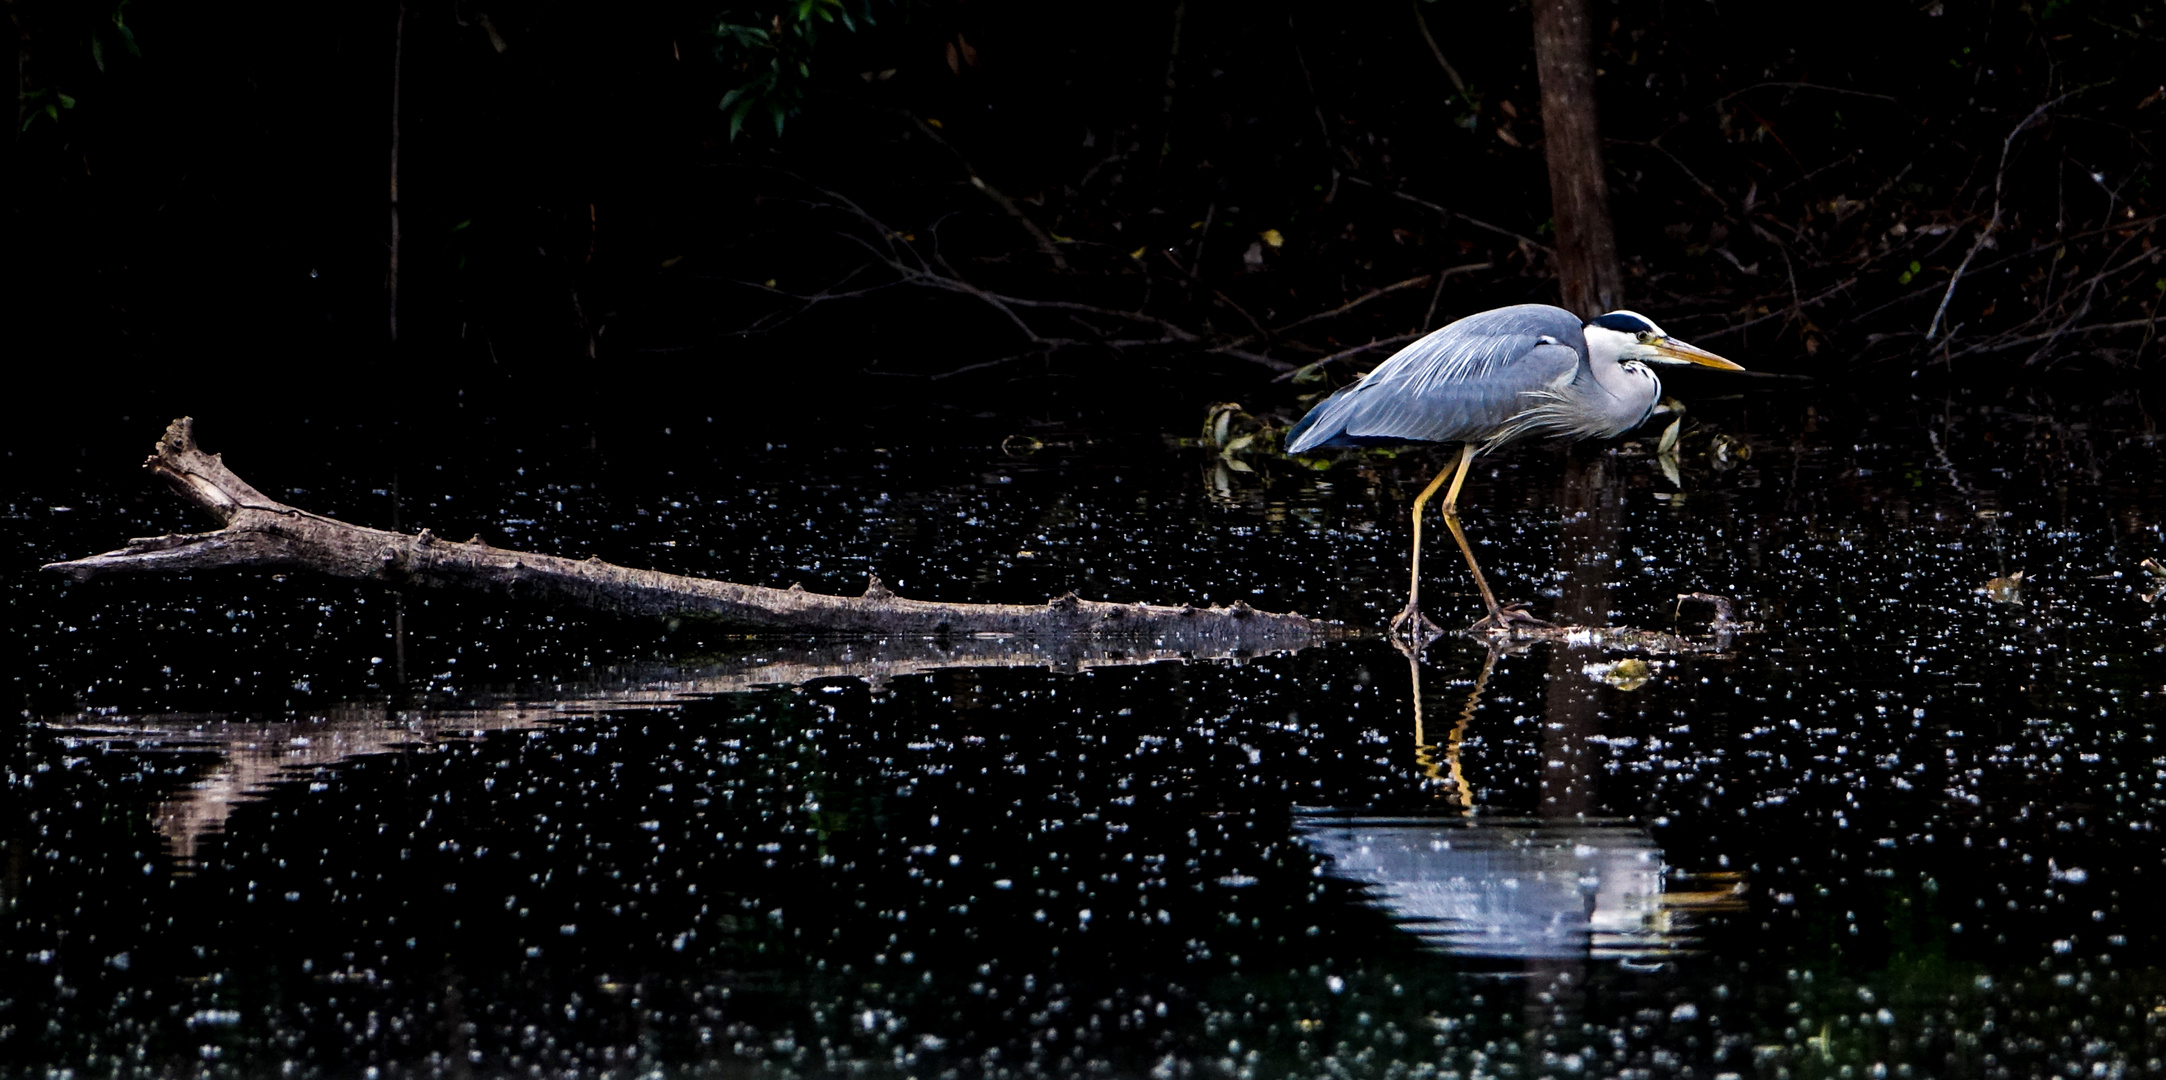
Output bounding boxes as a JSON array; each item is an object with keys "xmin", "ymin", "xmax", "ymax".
[
  {"xmin": 1583, "ymin": 326, "xmax": 1662, "ymax": 431},
  {"xmin": 1583, "ymin": 325, "xmax": 1636, "ymax": 368}
]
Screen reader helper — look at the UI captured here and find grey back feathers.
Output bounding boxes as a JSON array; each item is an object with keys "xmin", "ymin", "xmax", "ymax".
[{"xmin": 1284, "ymin": 303, "xmax": 1661, "ymax": 454}]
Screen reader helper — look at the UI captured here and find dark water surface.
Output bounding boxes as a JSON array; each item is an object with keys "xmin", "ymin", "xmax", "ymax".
[{"xmin": 6, "ymin": 385, "xmax": 2166, "ymax": 1078}]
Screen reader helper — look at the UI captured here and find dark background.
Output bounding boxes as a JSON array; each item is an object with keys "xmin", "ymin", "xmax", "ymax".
[{"xmin": 5, "ymin": 0, "xmax": 2162, "ymax": 441}]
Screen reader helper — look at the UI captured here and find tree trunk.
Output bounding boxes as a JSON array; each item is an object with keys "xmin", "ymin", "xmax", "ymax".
[
  {"xmin": 42, "ymin": 419, "xmax": 1339, "ymax": 648},
  {"xmin": 1530, "ymin": 0, "xmax": 1624, "ymax": 318}
]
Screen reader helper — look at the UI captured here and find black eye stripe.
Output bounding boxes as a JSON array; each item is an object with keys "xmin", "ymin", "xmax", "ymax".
[{"xmin": 1590, "ymin": 313, "xmax": 1654, "ymax": 333}]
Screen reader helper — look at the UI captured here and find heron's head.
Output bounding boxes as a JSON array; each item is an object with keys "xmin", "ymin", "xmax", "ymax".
[{"xmin": 1584, "ymin": 311, "xmax": 1745, "ymax": 371}]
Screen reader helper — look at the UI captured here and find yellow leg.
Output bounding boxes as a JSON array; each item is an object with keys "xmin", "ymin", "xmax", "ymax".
[
  {"xmin": 1440, "ymin": 442, "xmax": 1475, "ymax": 511},
  {"xmin": 1441, "ymin": 448, "xmax": 1550, "ymax": 632},
  {"xmin": 1441, "ymin": 502, "xmax": 1508, "ymax": 624},
  {"xmin": 1390, "ymin": 443, "xmax": 1478, "ymax": 640}
]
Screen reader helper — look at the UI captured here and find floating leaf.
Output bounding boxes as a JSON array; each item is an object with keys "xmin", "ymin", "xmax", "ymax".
[
  {"xmin": 1978, "ymin": 570, "xmax": 2026, "ymax": 604},
  {"xmin": 1584, "ymin": 658, "xmax": 1657, "ymax": 691},
  {"xmin": 1657, "ymin": 417, "xmax": 1681, "ymax": 455},
  {"xmin": 1259, "ymin": 229, "xmax": 1284, "ymax": 249}
]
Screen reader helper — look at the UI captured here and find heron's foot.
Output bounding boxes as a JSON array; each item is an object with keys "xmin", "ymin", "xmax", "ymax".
[
  {"xmin": 1469, "ymin": 603, "xmax": 1552, "ymax": 634},
  {"xmin": 1388, "ymin": 603, "xmax": 1445, "ymax": 648}
]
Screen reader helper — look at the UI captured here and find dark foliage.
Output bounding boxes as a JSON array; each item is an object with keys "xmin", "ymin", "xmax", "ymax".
[{"xmin": 6, "ymin": 0, "xmax": 2161, "ymax": 430}]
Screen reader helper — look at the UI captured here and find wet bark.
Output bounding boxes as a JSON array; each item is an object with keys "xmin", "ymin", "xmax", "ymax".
[
  {"xmin": 42, "ymin": 419, "xmax": 1339, "ymax": 646},
  {"xmin": 1530, "ymin": 0, "xmax": 1624, "ymax": 317}
]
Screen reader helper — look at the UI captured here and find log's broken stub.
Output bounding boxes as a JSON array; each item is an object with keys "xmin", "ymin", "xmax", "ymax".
[{"xmin": 42, "ymin": 417, "xmax": 1346, "ymax": 647}]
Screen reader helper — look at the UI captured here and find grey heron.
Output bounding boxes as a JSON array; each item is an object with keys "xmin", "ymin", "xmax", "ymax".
[{"xmin": 1285, "ymin": 304, "xmax": 1744, "ymax": 636}]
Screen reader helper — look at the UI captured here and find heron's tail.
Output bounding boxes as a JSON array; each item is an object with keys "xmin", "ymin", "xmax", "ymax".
[{"xmin": 1284, "ymin": 387, "xmax": 1359, "ymax": 453}]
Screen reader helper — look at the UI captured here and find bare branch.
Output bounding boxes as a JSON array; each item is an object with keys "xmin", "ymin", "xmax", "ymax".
[
  {"xmin": 1927, "ymin": 90, "xmax": 2084, "ymax": 342},
  {"xmin": 1342, "ymin": 174, "xmax": 1554, "ymax": 254},
  {"xmin": 1271, "ymin": 334, "xmax": 1424, "ymax": 384},
  {"xmin": 899, "ymin": 112, "xmax": 1070, "ymax": 272}
]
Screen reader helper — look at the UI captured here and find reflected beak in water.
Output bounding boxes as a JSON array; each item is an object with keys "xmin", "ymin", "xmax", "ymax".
[{"xmin": 1651, "ymin": 337, "xmax": 1746, "ymax": 371}]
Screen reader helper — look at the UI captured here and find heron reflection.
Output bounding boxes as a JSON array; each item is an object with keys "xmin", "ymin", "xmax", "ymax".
[
  {"xmin": 1408, "ymin": 644, "xmax": 1489, "ymax": 812},
  {"xmin": 1297, "ymin": 814, "xmax": 1687, "ymax": 960},
  {"xmin": 1299, "ymin": 647, "xmax": 1739, "ymax": 962}
]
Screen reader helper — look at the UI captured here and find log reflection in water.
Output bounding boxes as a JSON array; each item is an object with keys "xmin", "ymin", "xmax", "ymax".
[{"xmin": 40, "ymin": 636, "xmax": 1307, "ymax": 865}]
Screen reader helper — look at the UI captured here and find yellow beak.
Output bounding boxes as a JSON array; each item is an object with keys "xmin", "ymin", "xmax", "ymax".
[{"xmin": 1653, "ymin": 338, "xmax": 1745, "ymax": 370}]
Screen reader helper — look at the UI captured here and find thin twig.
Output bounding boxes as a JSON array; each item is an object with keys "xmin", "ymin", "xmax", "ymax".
[
  {"xmin": 1156, "ymin": 248, "xmax": 1270, "ymax": 340},
  {"xmin": 1272, "ymin": 274, "xmax": 1435, "ymax": 334},
  {"xmin": 1286, "ymin": 6, "xmax": 1340, "ymax": 202},
  {"xmin": 1687, "ymin": 277, "xmax": 1858, "ymax": 341},
  {"xmin": 901, "ymin": 111, "xmax": 1070, "ymax": 272},
  {"xmin": 1926, "ymin": 90, "xmax": 2083, "ymax": 341},
  {"xmin": 1409, "ymin": 0, "xmax": 1469, "ymax": 97},
  {"xmin": 1156, "ymin": 1, "xmax": 1185, "ymax": 167},
  {"xmin": 1270, "ymin": 333, "xmax": 1423, "ymax": 384},
  {"xmin": 1422, "ymin": 270, "xmax": 1449, "ymax": 330},
  {"xmin": 1717, "ymin": 81, "xmax": 1907, "ymax": 107},
  {"xmin": 1342, "ymin": 175, "xmax": 1553, "ymax": 253},
  {"xmin": 1609, "ymin": 137, "xmax": 1729, "ymax": 212},
  {"xmin": 1948, "ymin": 317, "xmax": 2164, "ymax": 356}
]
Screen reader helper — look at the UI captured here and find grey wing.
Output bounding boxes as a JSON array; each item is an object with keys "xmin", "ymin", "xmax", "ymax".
[{"xmin": 1284, "ymin": 304, "xmax": 1586, "ymax": 452}]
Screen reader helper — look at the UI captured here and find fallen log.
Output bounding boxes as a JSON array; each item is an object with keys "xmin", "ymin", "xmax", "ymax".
[{"xmin": 43, "ymin": 418, "xmax": 1344, "ymax": 647}]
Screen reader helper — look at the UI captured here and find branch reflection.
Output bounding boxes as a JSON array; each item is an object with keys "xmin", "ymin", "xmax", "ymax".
[{"xmin": 39, "ymin": 636, "xmax": 1316, "ymax": 867}]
